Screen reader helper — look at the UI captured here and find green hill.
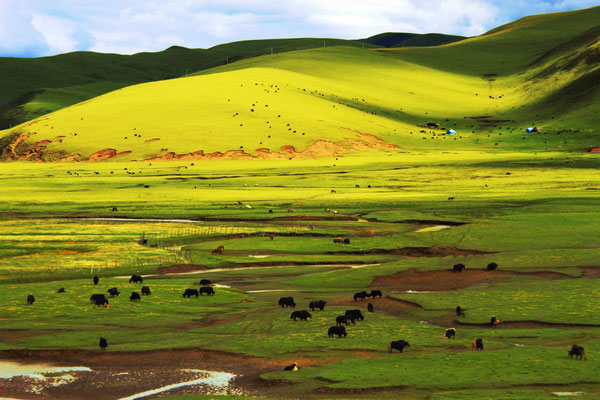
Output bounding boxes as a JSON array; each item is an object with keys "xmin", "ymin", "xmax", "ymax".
[
  {"xmin": 0, "ymin": 38, "xmax": 378, "ymax": 128},
  {"xmin": 1, "ymin": 6, "xmax": 599, "ymax": 162},
  {"xmin": 361, "ymin": 32, "xmax": 466, "ymax": 48}
]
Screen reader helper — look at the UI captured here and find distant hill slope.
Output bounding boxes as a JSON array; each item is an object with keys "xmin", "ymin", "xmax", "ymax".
[
  {"xmin": 1, "ymin": 6, "xmax": 599, "ymax": 162},
  {"xmin": 361, "ymin": 32, "xmax": 466, "ymax": 48},
  {"xmin": 0, "ymin": 38, "xmax": 378, "ymax": 128}
]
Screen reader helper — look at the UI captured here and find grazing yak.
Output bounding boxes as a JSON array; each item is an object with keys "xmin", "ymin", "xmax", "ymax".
[
  {"xmin": 345, "ymin": 309, "xmax": 364, "ymax": 322},
  {"xmin": 353, "ymin": 291, "xmax": 369, "ymax": 301},
  {"xmin": 283, "ymin": 362, "xmax": 298, "ymax": 371},
  {"xmin": 129, "ymin": 274, "xmax": 143, "ymax": 284},
  {"xmin": 287, "ymin": 208, "xmax": 295, "ymax": 213},
  {"xmin": 343, "ymin": 238, "xmax": 350, "ymax": 245},
  {"xmin": 388, "ymin": 340, "xmax": 410, "ymax": 353},
  {"xmin": 199, "ymin": 279, "xmax": 212, "ymax": 286},
  {"xmin": 93, "ymin": 275, "xmax": 99, "ymax": 285},
  {"xmin": 367, "ymin": 303, "xmax": 374, "ymax": 312},
  {"xmin": 57, "ymin": 288, "xmax": 65, "ymax": 293},
  {"xmin": 141, "ymin": 286, "xmax": 151, "ymax": 295},
  {"xmin": 370, "ymin": 290, "xmax": 382, "ymax": 298},
  {"xmin": 490, "ymin": 316, "xmax": 500, "ymax": 327},
  {"xmin": 309, "ymin": 300, "xmax": 326, "ymax": 311},
  {"xmin": 456, "ymin": 306, "xmax": 465, "ymax": 317},
  {"xmin": 107, "ymin": 287, "xmax": 120, "ymax": 297},
  {"xmin": 27, "ymin": 295, "xmax": 35, "ymax": 305},
  {"xmin": 568, "ymin": 345, "xmax": 586, "ymax": 360},
  {"xmin": 99, "ymin": 337, "xmax": 108, "ymax": 351},
  {"xmin": 269, "ymin": 233, "xmax": 274, "ymax": 241},
  {"xmin": 199, "ymin": 287, "xmax": 215, "ymax": 296},
  {"xmin": 473, "ymin": 338, "xmax": 484, "ymax": 351},
  {"xmin": 328, "ymin": 326, "xmax": 347, "ymax": 338},
  {"xmin": 487, "ymin": 262, "xmax": 498, "ymax": 271},
  {"xmin": 183, "ymin": 288, "xmax": 199, "ymax": 298},
  {"xmin": 333, "ymin": 237, "xmax": 343, "ymax": 244},
  {"xmin": 90, "ymin": 294, "xmax": 109, "ymax": 307},
  {"xmin": 453, "ymin": 263, "xmax": 466, "ymax": 273},
  {"xmin": 336, "ymin": 315, "xmax": 349, "ymax": 326},
  {"xmin": 130, "ymin": 292, "xmax": 141, "ymax": 302},
  {"xmin": 444, "ymin": 328, "xmax": 456, "ymax": 339},
  {"xmin": 290, "ymin": 310, "xmax": 312, "ymax": 321},
  {"xmin": 278, "ymin": 297, "xmax": 296, "ymax": 308}
]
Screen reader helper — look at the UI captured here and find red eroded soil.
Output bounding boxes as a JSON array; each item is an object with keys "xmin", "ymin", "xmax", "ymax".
[
  {"xmin": 329, "ymin": 295, "xmax": 421, "ymax": 317},
  {"xmin": 589, "ymin": 147, "xmax": 600, "ymax": 153},
  {"xmin": 372, "ymin": 269, "xmax": 568, "ymax": 291}
]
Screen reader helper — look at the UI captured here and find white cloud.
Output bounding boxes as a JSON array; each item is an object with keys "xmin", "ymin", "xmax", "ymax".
[
  {"xmin": 0, "ymin": 0, "xmax": 597, "ymax": 57},
  {"xmin": 31, "ymin": 14, "xmax": 78, "ymax": 53}
]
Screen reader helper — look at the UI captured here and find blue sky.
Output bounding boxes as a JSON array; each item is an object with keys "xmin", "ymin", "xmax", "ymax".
[{"xmin": 0, "ymin": 0, "xmax": 598, "ymax": 57}]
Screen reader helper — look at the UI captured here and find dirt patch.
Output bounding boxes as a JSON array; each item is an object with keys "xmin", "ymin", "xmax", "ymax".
[
  {"xmin": 456, "ymin": 320, "xmax": 600, "ymax": 329},
  {"xmin": 328, "ymin": 246, "xmax": 489, "ymax": 258},
  {"xmin": 144, "ymin": 133, "xmax": 399, "ymax": 161},
  {"xmin": 589, "ymin": 147, "xmax": 600, "ymax": 153},
  {"xmin": 0, "ymin": 348, "xmax": 313, "ymax": 399},
  {"xmin": 145, "ymin": 138, "xmax": 161, "ymax": 142},
  {"xmin": 329, "ymin": 295, "xmax": 422, "ymax": 315},
  {"xmin": 87, "ymin": 149, "xmax": 131, "ymax": 161},
  {"xmin": 157, "ymin": 264, "xmax": 208, "ymax": 274},
  {"xmin": 581, "ymin": 267, "xmax": 600, "ymax": 278},
  {"xmin": 372, "ymin": 268, "xmax": 567, "ymax": 292}
]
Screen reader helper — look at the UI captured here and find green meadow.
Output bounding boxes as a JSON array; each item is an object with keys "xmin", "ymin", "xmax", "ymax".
[{"xmin": 1, "ymin": 5, "xmax": 600, "ymax": 400}]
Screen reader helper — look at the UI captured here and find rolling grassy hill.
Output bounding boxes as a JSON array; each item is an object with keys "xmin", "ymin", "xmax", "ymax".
[
  {"xmin": 361, "ymin": 32, "xmax": 466, "ymax": 48},
  {"xmin": 1, "ymin": 6, "xmax": 599, "ymax": 162},
  {"xmin": 0, "ymin": 38, "xmax": 378, "ymax": 129}
]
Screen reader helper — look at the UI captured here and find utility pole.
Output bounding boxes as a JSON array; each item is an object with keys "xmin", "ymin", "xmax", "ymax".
[
  {"xmin": 271, "ymin": 47, "xmax": 273, "ymax": 55},
  {"xmin": 323, "ymin": 40, "xmax": 326, "ymax": 47},
  {"xmin": 226, "ymin": 57, "xmax": 229, "ymax": 65}
]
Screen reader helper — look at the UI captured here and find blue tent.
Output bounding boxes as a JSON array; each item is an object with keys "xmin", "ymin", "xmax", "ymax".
[
  {"xmin": 446, "ymin": 129, "xmax": 456, "ymax": 135},
  {"xmin": 526, "ymin": 127, "xmax": 534, "ymax": 133}
]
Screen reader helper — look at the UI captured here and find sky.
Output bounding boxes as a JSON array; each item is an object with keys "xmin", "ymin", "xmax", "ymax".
[{"xmin": 0, "ymin": 0, "xmax": 598, "ymax": 57}]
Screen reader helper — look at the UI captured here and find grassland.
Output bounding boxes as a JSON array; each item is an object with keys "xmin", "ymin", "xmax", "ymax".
[{"xmin": 1, "ymin": 5, "xmax": 600, "ymax": 400}]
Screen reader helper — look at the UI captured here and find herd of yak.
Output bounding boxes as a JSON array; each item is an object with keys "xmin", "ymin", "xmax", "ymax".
[{"xmin": 23, "ymin": 261, "xmax": 587, "ymax": 363}]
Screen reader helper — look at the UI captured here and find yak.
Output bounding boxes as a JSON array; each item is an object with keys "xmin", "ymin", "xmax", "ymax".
[
  {"xmin": 367, "ymin": 303, "xmax": 374, "ymax": 312},
  {"xmin": 99, "ymin": 337, "xmax": 108, "ymax": 351},
  {"xmin": 345, "ymin": 309, "xmax": 364, "ymax": 322},
  {"xmin": 199, "ymin": 287, "xmax": 215, "ymax": 296},
  {"xmin": 141, "ymin": 286, "xmax": 151, "ymax": 295},
  {"xmin": 343, "ymin": 238, "xmax": 350, "ymax": 244},
  {"xmin": 444, "ymin": 328, "xmax": 456, "ymax": 339},
  {"xmin": 490, "ymin": 316, "xmax": 500, "ymax": 327},
  {"xmin": 354, "ymin": 291, "xmax": 369, "ymax": 301},
  {"xmin": 487, "ymin": 262, "xmax": 498, "ymax": 271},
  {"xmin": 199, "ymin": 279, "xmax": 212, "ymax": 286},
  {"xmin": 290, "ymin": 310, "xmax": 312, "ymax": 321},
  {"xmin": 328, "ymin": 326, "xmax": 347, "ymax": 338},
  {"xmin": 130, "ymin": 292, "xmax": 141, "ymax": 302},
  {"xmin": 93, "ymin": 275, "xmax": 99, "ymax": 285},
  {"xmin": 453, "ymin": 263, "xmax": 466, "ymax": 272},
  {"xmin": 183, "ymin": 288, "xmax": 199, "ymax": 298},
  {"xmin": 91, "ymin": 294, "xmax": 109, "ymax": 307},
  {"xmin": 283, "ymin": 362, "xmax": 298, "ymax": 371},
  {"xmin": 57, "ymin": 288, "xmax": 65, "ymax": 293},
  {"xmin": 370, "ymin": 290, "xmax": 382, "ymax": 298},
  {"xmin": 107, "ymin": 287, "xmax": 120, "ymax": 297},
  {"xmin": 278, "ymin": 297, "xmax": 296, "ymax": 308},
  {"xmin": 27, "ymin": 295, "xmax": 35, "ymax": 305},
  {"xmin": 336, "ymin": 315, "xmax": 349, "ymax": 326},
  {"xmin": 333, "ymin": 237, "xmax": 343, "ymax": 244},
  {"xmin": 456, "ymin": 306, "xmax": 465, "ymax": 317},
  {"xmin": 568, "ymin": 345, "xmax": 586, "ymax": 360},
  {"xmin": 473, "ymin": 338, "xmax": 484, "ymax": 351},
  {"xmin": 129, "ymin": 274, "xmax": 143, "ymax": 284},
  {"xmin": 309, "ymin": 300, "xmax": 326, "ymax": 311},
  {"xmin": 388, "ymin": 340, "xmax": 410, "ymax": 353}
]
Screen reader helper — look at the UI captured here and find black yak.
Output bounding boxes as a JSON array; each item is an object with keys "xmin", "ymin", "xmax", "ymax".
[
  {"xmin": 388, "ymin": 340, "xmax": 410, "ymax": 353},
  {"xmin": 353, "ymin": 291, "xmax": 368, "ymax": 301},
  {"xmin": 93, "ymin": 275, "xmax": 99, "ymax": 285},
  {"xmin": 199, "ymin": 287, "xmax": 215, "ymax": 296},
  {"xmin": 130, "ymin": 292, "xmax": 141, "ymax": 302},
  {"xmin": 290, "ymin": 310, "xmax": 312, "ymax": 321},
  {"xmin": 141, "ymin": 286, "xmax": 151, "ymax": 295},
  {"xmin": 183, "ymin": 288, "xmax": 199, "ymax": 298},
  {"xmin": 129, "ymin": 274, "xmax": 143, "ymax": 283},
  {"xmin": 107, "ymin": 287, "xmax": 120, "ymax": 297},
  {"xmin": 283, "ymin": 362, "xmax": 298, "ymax": 371},
  {"xmin": 309, "ymin": 300, "xmax": 326, "ymax": 311},
  {"xmin": 278, "ymin": 297, "xmax": 296, "ymax": 308},
  {"xmin": 328, "ymin": 326, "xmax": 347, "ymax": 338},
  {"xmin": 473, "ymin": 338, "xmax": 484, "ymax": 350},
  {"xmin": 453, "ymin": 263, "xmax": 465, "ymax": 272},
  {"xmin": 367, "ymin": 303, "xmax": 374, "ymax": 312},
  {"xmin": 369, "ymin": 290, "xmax": 382, "ymax": 298},
  {"xmin": 487, "ymin": 262, "xmax": 498, "ymax": 271},
  {"xmin": 444, "ymin": 328, "xmax": 456, "ymax": 339},
  {"xmin": 99, "ymin": 337, "xmax": 108, "ymax": 351},
  {"xmin": 568, "ymin": 345, "xmax": 586, "ymax": 360},
  {"xmin": 27, "ymin": 295, "xmax": 35, "ymax": 305}
]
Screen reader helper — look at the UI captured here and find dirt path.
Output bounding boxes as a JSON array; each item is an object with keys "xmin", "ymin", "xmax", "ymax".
[{"xmin": 372, "ymin": 268, "xmax": 569, "ymax": 291}]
